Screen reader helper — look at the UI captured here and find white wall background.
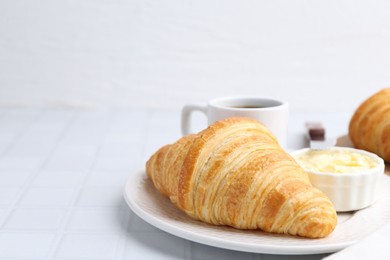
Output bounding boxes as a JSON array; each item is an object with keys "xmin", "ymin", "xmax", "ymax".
[{"xmin": 1, "ymin": 0, "xmax": 390, "ymax": 112}]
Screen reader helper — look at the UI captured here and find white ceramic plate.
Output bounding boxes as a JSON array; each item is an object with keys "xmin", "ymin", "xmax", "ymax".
[{"xmin": 124, "ymin": 170, "xmax": 390, "ymax": 255}]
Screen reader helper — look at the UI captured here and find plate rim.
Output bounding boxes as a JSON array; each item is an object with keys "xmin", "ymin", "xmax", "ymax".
[{"xmin": 123, "ymin": 170, "xmax": 364, "ymax": 255}]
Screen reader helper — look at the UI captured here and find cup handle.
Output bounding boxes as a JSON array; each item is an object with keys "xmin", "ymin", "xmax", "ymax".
[{"xmin": 181, "ymin": 104, "xmax": 207, "ymax": 136}]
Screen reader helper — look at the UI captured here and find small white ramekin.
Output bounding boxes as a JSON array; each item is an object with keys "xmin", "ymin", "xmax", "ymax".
[{"xmin": 291, "ymin": 147, "xmax": 385, "ymax": 212}]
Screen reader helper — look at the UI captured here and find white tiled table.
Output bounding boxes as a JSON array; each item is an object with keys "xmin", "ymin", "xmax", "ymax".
[{"xmin": 0, "ymin": 108, "xmax": 352, "ymax": 259}]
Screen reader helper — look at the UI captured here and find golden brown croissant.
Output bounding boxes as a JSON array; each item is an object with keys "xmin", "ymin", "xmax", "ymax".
[
  {"xmin": 146, "ymin": 117, "xmax": 337, "ymax": 238},
  {"xmin": 349, "ymin": 88, "xmax": 390, "ymax": 162}
]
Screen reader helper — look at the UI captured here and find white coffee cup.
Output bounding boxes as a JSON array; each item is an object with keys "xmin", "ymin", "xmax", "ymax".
[{"xmin": 181, "ymin": 96, "xmax": 289, "ymax": 148}]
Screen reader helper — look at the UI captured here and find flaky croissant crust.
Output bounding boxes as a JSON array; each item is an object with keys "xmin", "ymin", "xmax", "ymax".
[
  {"xmin": 146, "ymin": 117, "xmax": 337, "ymax": 238},
  {"xmin": 349, "ymin": 88, "xmax": 390, "ymax": 162}
]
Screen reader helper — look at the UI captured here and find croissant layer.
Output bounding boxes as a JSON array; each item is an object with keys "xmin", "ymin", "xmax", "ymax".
[{"xmin": 146, "ymin": 117, "xmax": 337, "ymax": 238}]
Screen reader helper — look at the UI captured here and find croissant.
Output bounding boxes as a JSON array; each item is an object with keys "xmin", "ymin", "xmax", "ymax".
[
  {"xmin": 349, "ymin": 88, "xmax": 390, "ymax": 162},
  {"xmin": 146, "ymin": 117, "xmax": 337, "ymax": 238}
]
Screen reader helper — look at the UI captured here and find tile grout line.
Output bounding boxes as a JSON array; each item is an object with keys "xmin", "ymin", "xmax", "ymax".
[
  {"xmin": 0, "ymin": 109, "xmax": 44, "ymax": 156},
  {"xmin": 115, "ymin": 207, "xmax": 133, "ymax": 260},
  {"xmin": 105, "ymin": 110, "xmax": 152, "ymax": 260},
  {"xmin": 4, "ymin": 110, "xmax": 78, "ymax": 259},
  {"xmin": 0, "ymin": 110, "xmax": 78, "ymax": 253},
  {"xmin": 0, "ymin": 109, "xmax": 58, "ymax": 228},
  {"xmin": 116, "ymin": 111, "xmax": 151, "ymax": 260},
  {"xmin": 45, "ymin": 111, "xmax": 115, "ymax": 259},
  {"xmin": 0, "ymin": 109, "xmax": 155, "ymax": 259}
]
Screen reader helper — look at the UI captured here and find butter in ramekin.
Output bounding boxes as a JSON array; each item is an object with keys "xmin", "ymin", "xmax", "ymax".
[
  {"xmin": 291, "ymin": 147, "xmax": 385, "ymax": 212},
  {"xmin": 294, "ymin": 148, "xmax": 378, "ymax": 174}
]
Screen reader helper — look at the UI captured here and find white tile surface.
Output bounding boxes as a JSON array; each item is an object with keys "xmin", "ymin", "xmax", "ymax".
[
  {"xmin": 55, "ymin": 233, "xmax": 119, "ymax": 258},
  {"xmin": 31, "ymin": 170, "xmax": 87, "ymax": 187},
  {"xmin": 67, "ymin": 207, "xmax": 128, "ymax": 231},
  {"xmin": 263, "ymin": 255, "xmax": 329, "ymax": 260},
  {"xmin": 0, "ymin": 108, "xmax": 352, "ymax": 259},
  {"xmin": 0, "ymin": 208, "xmax": 10, "ymax": 226},
  {"xmin": 59, "ymin": 112, "xmax": 110, "ymax": 146},
  {"xmin": 4, "ymin": 208, "xmax": 67, "ymax": 230},
  {"xmin": 0, "ymin": 170, "xmax": 33, "ymax": 186},
  {"xmin": 124, "ymin": 232, "xmax": 188, "ymax": 260},
  {"xmin": 43, "ymin": 144, "xmax": 98, "ymax": 171},
  {"xmin": 0, "ymin": 142, "xmax": 12, "ymax": 157},
  {"xmin": 93, "ymin": 155, "xmax": 135, "ymax": 171},
  {"xmin": 128, "ymin": 214, "xmax": 160, "ymax": 233},
  {"xmin": 0, "ymin": 133, "xmax": 18, "ymax": 143},
  {"xmin": 76, "ymin": 186, "xmax": 123, "ymax": 207},
  {"xmin": 36, "ymin": 110, "xmax": 75, "ymax": 125},
  {"xmin": 86, "ymin": 170, "xmax": 132, "ymax": 186},
  {"xmin": 16, "ymin": 124, "xmax": 65, "ymax": 145},
  {"xmin": 0, "ymin": 232, "xmax": 55, "ymax": 258},
  {"xmin": 7, "ymin": 141, "xmax": 56, "ymax": 158},
  {"xmin": 18, "ymin": 187, "xmax": 76, "ymax": 207},
  {"xmin": 0, "ymin": 187, "xmax": 22, "ymax": 206},
  {"xmin": 0, "ymin": 156, "xmax": 45, "ymax": 170},
  {"xmin": 191, "ymin": 243, "xmax": 258, "ymax": 260}
]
